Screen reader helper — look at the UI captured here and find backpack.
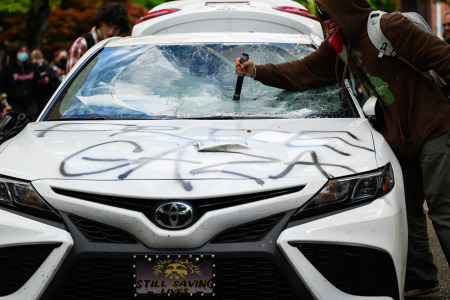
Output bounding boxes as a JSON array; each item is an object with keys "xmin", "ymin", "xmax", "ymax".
[
  {"xmin": 367, "ymin": 10, "xmax": 447, "ymax": 88},
  {"xmin": 81, "ymin": 33, "xmax": 96, "ymax": 51}
]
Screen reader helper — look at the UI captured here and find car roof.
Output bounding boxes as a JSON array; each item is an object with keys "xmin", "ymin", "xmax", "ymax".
[{"xmin": 107, "ymin": 32, "xmax": 313, "ymax": 47}]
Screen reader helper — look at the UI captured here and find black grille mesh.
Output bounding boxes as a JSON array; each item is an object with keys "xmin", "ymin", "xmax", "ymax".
[
  {"xmin": 296, "ymin": 243, "xmax": 399, "ymax": 299},
  {"xmin": 211, "ymin": 214, "xmax": 284, "ymax": 243},
  {"xmin": 214, "ymin": 258, "xmax": 296, "ymax": 299},
  {"xmin": 54, "ymin": 257, "xmax": 295, "ymax": 300},
  {"xmin": 0, "ymin": 244, "xmax": 58, "ymax": 296},
  {"xmin": 55, "ymin": 259, "xmax": 134, "ymax": 300},
  {"xmin": 70, "ymin": 215, "xmax": 137, "ymax": 244}
]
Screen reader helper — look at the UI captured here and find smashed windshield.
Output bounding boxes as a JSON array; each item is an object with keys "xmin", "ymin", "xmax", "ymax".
[{"xmin": 47, "ymin": 43, "xmax": 356, "ymax": 120}]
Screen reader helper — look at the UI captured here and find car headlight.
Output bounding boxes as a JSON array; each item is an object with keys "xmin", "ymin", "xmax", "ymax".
[
  {"xmin": 0, "ymin": 177, "xmax": 60, "ymax": 220},
  {"xmin": 291, "ymin": 163, "xmax": 394, "ymax": 220}
]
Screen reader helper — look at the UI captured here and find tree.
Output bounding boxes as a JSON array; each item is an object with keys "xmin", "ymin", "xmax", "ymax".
[
  {"xmin": 1, "ymin": 0, "xmax": 63, "ymax": 50},
  {"xmin": 26, "ymin": 0, "xmax": 51, "ymax": 51},
  {"xmin": 0, "ymin": 0, "xmax": 151, "ymax": 60}
]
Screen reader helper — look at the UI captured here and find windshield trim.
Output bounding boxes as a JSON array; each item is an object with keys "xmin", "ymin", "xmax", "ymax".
[{"xmin": 41, "ymin": 47, "xmax": 105, "ymax": 122}]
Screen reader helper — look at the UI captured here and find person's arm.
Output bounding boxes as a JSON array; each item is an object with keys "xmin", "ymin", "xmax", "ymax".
[
  {"xmin": 236, "ymin": 40, "xmax": 342, "ymax": 91},
  {"xmin": 381, "ymin": 14, "xmax": 450, "ymax": 83},
  {"xmin": 0, "ymin": 64, "xmax": 12, "ymax": 97},
  {"xmin": 66, "ymin": 37, "xmax": 87, "ymax": 73},
  {"xmin": 45, "ymin": 64, "xmax": 61, "ymax": 94}
]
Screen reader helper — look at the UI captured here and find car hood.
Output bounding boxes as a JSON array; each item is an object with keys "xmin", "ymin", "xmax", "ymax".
[{"xmin": 0, "ymin": 119, "xmax": 377, "ymax": 185}]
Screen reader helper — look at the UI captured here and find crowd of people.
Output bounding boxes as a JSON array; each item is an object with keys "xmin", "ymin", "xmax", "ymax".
[
  {"xmin": 0, "ymin": 3, "xmax": 129, "ymax": 121},
  {"xmin": 0, "ymin": 43, "xmax": 67, "ymax": 120}
]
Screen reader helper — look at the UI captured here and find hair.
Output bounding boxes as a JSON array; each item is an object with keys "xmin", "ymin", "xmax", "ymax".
[
  {"xmin": 30, "ymin": 49, "xmax": 44, "ymax": 63},
  {"xmin": 92, "ymin": 3, "xmax": 130, "ymax": 34},
  {"xmin": 54, "ymin": 48, "xmax": 68, "ymax": 57},
  {"xmin": 445, "ymin": 10, "xmax": 450, "ymax": 20},
  {"xmin": 10, "ymin": 42, "xmax": 28, "ymax": 63}
]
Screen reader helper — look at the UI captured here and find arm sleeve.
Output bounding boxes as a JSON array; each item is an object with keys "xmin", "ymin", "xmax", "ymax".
[
  {"xmin": 45, "ymin": 65, "xmax": 61, "ymax": 94},
  {"xmin": 382, "ymin": 14, "xmax": 450, "ymax": 83},
  {"xmin": 254, "ymin": 40, "xmax": 342, "ymax": 91},
  {"xmin": 0, "ymin": 65, "xmax": 12, "ymax": 97}
]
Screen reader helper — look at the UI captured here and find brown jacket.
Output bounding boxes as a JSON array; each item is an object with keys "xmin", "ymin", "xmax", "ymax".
[{"xmin": 255, "ymin": 0, "xmax": 450, "ymax": 158}]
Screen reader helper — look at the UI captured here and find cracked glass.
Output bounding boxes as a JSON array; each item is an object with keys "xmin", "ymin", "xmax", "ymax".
[{"xmin": 47, "ymin": 43, "xmax": 356, "ymax": 120}]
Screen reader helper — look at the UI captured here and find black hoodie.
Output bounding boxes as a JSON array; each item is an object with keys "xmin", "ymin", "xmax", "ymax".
[{"xmin": 0, "ymin": 60, "xmax": 40, "ymax": 109}]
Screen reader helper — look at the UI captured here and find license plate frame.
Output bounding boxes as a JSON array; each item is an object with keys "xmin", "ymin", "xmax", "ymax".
[{"xmin": 133, "ymin": 254, "xmax": 215, "ymax": 297}]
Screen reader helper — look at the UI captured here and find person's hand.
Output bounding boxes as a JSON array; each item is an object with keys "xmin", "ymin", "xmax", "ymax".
[
  {"xmin": 40, "ymin": 76, "xmax": 49, "ymax": 84},
  {"xmin": 235, "ymin": 57, "xmax": 255, "ymax": 78}
]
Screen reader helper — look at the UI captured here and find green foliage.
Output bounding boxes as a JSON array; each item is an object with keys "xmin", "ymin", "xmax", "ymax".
[
  {"xmin": 0, "ymin": 0, "xmax": 62, "ymax": 14},
  {"xmin": 367, "ymin": 0, "xmax": 398, "ymax": 12},
  {"xmin": 0, "ymin": 0, "xmax": 31, "ymax": 14},
  {"xmin": 293, "ymin": 0, "xmax": 316, "ymax": 14},
  {"xmin": 129, "ymin": 0, "xmax": 168, "ymax": 10}
]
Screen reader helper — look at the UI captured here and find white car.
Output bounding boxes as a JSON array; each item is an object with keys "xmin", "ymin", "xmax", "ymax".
[
  {"xmin": 132, "ymin": 0, "xmax": 323, "ymax": 37},
  {"xmin": 0, "ymin": 32, "xmax": 406, "ymax": 300}
]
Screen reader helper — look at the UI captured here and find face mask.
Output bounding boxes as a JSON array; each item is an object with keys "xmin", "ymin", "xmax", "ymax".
[
  {"xmin": 17, "ymin": 53, "xmax": 29, "ymax": 62},
  {"xmin": 323, "ymin": 18, "xmax": 344, "ymax": 54},
  {"xmin": 59, "ymin": 57, "xmax": 68, "ymax": 68}
]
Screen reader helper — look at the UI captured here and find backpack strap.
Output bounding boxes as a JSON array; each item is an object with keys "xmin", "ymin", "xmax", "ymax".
[
  {"xmin": 81, "ymin": 33, "xmax": 95, "ymax": 51},
  {"xmin": 367, "ymin": 11, "xmax": 399, "ymax": 62},
  {"xmin": 367, "ymin": 11, "xmax": 436, "ymax": 82}
]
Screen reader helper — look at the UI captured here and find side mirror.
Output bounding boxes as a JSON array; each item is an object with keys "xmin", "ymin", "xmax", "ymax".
[
  {"xmin": 362, "ymin": 96, "xmax": 377, "ymax": 122},
  {"xmin": 0, "ymin": 112, "xmax": 32, "ymax": 145}
]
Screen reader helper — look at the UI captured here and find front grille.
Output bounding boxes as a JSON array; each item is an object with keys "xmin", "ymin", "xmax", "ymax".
[
  {"xmin": 52, "ymin": 186, "xmax": 304, "ymax": 227},
  {"xmin": 70, "ymin": 215, "xmax": 138, "ymax": 244},
  {"xmin": 55, "ymin": 259, "xmax": 134, "ymax": 300},
  {"xmin": 55, "ymin": 257, "xmax": 295, "ymax": 300},
  {"xmin": 215, "ymin": 258, "xmax": 296, "ymax": 299},
  {"xmin": 211, "ymin": 214, "xmax": 284, "ymax": 243},
  {"xmin": 295, "ymin": 243, "xmax": 399, "ymax": 299},
  {"xmin": 0, "ymin": 244, "xmax": 59, "ymax": 297}
]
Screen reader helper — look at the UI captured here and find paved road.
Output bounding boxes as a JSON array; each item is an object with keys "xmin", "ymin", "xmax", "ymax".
[{"xmin": 410, "ymin": 207, "xmax": 450, "ymax": 299}]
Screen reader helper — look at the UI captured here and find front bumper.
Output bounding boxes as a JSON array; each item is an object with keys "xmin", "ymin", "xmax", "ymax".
[{"xmin": 0, "ymin": 181, "xmax": 406, "ymax": 300}]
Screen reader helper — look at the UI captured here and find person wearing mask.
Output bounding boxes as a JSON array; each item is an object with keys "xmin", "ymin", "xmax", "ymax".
[
  {"xmin": 443, "ymin": 11, "xmax": 450, "ymax": 44},
  {"xmin": 52, "ymin": 49, "xmax": 68, "ymax": 81},
  {"xmin": 236, "ymin": 0, "xmax": 450, "ymax": 298},
  {"xmin": 30, "ymin": 49, "xmax": 61, "ymax": 112},
  {"xmin": 0, "ymin": 43, "xmax": 39, "ymax": 120},
  {"xmin": 66, "ymin": 3, "xmax": 130, "ymax": 73}
]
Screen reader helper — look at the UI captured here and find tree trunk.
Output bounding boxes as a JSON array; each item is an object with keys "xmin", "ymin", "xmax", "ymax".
[{"xmin": 26, "ymin": 0, "xmax": 50, "ymax": 51}]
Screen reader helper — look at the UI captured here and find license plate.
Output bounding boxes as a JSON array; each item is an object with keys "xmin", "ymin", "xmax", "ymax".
[{"xmin": 134, "ymin": 254, "xmax": 215, "ymax": 296}]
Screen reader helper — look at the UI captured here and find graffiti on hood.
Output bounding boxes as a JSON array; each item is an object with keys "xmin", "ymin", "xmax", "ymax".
[{"xmin": 36, "ymin": 124, "xmax": 373, "ymax": 191}]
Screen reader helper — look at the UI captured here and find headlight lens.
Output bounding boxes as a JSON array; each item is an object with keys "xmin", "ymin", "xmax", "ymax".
[
  {"xmin": 292, "ymin": 163, "xmax": 394, "ymax": 220},
  {"xmin": 0, "ymin": 177, "xmax": 60, "ymax": 220}
]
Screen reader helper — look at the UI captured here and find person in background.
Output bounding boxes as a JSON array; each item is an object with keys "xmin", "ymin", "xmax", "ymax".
[
  {"xmin": 30, "ymin": 49, "xmax": 61, "ymax": 112},
  {"xmin": 443, "ymin": 11, "xmax": 450, "ymax": 44},
  {"xmin": 66, "ymin": 3, "xmax": 130, "ymax": 73},
  {"xmin": 52, "ymin": 49, "xmax": 68, "ymax": 81},
  {"xmin": 0, "ymin": 43, "xmax": 39, "ymax": 120}
]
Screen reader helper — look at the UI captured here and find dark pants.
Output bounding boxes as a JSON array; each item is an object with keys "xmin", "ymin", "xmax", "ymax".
[{"xmin": 399, "ymin": 130, "xmax": 450, "ymax": 288}]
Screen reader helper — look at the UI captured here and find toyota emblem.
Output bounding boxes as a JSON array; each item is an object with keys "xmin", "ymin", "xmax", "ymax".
[{"xmin": 154, "ymin": 202, "xmax": 195, "ymax": 229}]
